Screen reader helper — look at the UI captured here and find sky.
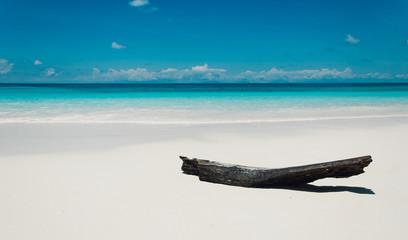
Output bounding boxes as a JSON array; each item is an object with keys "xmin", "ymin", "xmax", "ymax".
[{"xmin": 1, "ymin": 0, "xmax": 408, "ymax": 83}]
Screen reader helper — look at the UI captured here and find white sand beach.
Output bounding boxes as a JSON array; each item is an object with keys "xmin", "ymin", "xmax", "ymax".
[{"xmin": 1, "ymin": 117, "xmax": 408, "ymax": 239}]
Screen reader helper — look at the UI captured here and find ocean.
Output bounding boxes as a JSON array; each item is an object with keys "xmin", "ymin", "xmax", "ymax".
[{"xmin": 1, "ymin": 83, "xmax": 408, "ymax": 124}]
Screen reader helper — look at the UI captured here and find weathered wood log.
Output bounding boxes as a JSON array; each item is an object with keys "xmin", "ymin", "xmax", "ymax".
[{"xmin": 180, "ymin": 155, "xmax": 372, "ymax": 188}]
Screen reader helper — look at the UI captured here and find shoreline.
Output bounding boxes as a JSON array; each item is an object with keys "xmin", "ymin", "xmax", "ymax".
[{"xmin": 1, "ymin": 114, "xmax": 408, "ymax": 125}]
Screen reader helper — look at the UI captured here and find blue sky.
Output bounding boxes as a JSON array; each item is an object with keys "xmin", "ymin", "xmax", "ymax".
[{"xmin": 1, "ymin": 0, "xmax": 408, "ymax": 83}]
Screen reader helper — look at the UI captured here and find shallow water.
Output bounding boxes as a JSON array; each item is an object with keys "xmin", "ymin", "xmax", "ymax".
[{"xmin": 1, "ymin": 83, "xmax": 408, "ymax": 124}]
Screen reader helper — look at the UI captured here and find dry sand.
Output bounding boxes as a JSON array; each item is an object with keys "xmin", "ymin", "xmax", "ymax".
[{"xmin": 0, "ymin": 117, "xmax": 407, "ymax": 239}]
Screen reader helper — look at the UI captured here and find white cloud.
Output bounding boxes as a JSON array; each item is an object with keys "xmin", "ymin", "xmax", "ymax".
[
  {"xmin": 129, "ymin": 0, "xmax": 149, "ymax": 7},
  {"xmin": 396, "ymin": 74, "xmax": 408, "ymax": 79},
  {"xmin": 192, "ymin": 63, "xmax": 210, "ymax": 71},
  {"xmin": 345, "ymin": 34, "xmax": 360, "ymax": 44},
  {"xmin": 236, "ymin": 68, "xmax": 354, "ymax": 81},
  {"xmin": 104, "ymin": 68, "xmax": 155, "ymax": 81},
  {"xmin": 235, "ymin": 67, "xmax": 391, "ymax": 82},
  {"xmin": 190, "ymin": 63, "xmax": 226, "ymax": 73},
  {"xmin": 112, "ymin": 42, "xmax": 126, "ymax": 49},
  {"xmin": 34, "ymin": 59, "xmax": 43, "ymax": 65},
  {"xmin": 360, "ymin": 72, "xmax": 392, "ymax": 79},
  {"xmin": 161, "ymin": 68, "xmax": 178, "ymax": 73},
  {"xmin": 162, "ymin": 64, "xmax": 226, "ymax": 81},
  {"xmin": 0, "ymin": 59, "xmax": 14, "ymax": 74},
  {"xmin": 93, "ymin": 64, "xmax": 227, "ymax": 82},
  {"xmin": 92, "ymin": 68, "xmax": 101, "ymax": 74},
  {"xmin": 44, "ymin": 68, "xmax": 56, "ymax": 76}
]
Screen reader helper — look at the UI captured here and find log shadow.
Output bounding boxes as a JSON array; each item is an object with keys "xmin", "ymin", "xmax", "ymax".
[{"xmin": 258, "ymin": 184, "xmax": 375, "ymax": 195}]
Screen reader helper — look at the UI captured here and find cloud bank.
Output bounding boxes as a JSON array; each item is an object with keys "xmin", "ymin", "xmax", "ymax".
[
  {"xmin": 34, "ymin": 60, "xmax": 43, "ymax": 65},
  {"xmin": 88, "ymin": 64, "xmax": 403, "ymax": 83},
  {"xmin": 0, "ymin": 59, "xmax": 14, "ymax": 74},
  {"xmin": 235, "ymin": 67, "xmax": 392, "ymax": 82},
  {"xmin": 1, "ymin": 61, "xmax": 405, "ymax": 83}
]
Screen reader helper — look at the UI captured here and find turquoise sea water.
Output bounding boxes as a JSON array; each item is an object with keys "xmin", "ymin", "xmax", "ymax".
[{"xmin": 1, "ymin": 83, "xmax": 408, "ymax": 124}]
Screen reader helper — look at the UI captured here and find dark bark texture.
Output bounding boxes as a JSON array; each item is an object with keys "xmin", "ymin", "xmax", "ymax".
[{"xmin": 180, "ymin": 155, "xmax": 372, "ymax": 188}]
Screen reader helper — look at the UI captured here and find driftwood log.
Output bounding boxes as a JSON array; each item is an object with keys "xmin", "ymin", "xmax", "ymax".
[{"xmin": 180, "ymin": 155, "xmax": 372, "ymax": 188}]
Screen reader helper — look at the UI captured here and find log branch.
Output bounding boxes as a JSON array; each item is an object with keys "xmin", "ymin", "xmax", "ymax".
[{"xmin": 180, "ymin": 155, "xmax": 372, "ymax": 188}]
